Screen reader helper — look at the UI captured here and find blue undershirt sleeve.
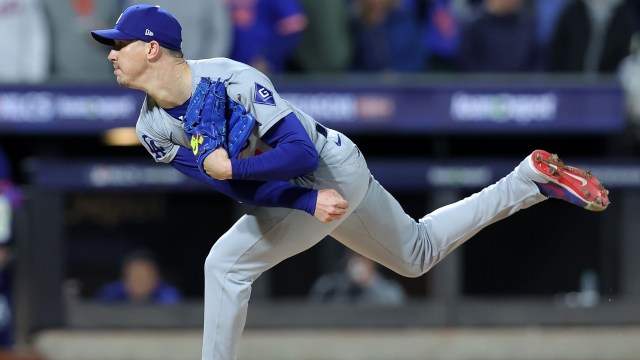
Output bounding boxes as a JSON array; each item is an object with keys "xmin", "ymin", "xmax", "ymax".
[
  {"xmin": 171, "ymin": 147, "xmax": 317, "ymax": 215},
  {"xmin": 230, "ymin": 112, "xmax": 319, "ymax": 181}
]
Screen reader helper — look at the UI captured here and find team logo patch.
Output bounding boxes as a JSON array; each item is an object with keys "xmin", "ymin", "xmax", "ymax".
[{"xmin": 254, "ymin": 83, "xmax": 275, "ymax": 106}]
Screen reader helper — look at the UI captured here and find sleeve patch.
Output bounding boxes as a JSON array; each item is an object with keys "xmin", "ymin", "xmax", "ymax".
[{"xmin": 254, "ymin": 83, "xmax": 276, "ymax": 106}]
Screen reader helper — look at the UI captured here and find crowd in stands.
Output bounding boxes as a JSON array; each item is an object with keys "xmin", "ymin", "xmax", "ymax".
[{"xmin": 2, "ymin": 0, "xmax": 640, "ymax": 83}]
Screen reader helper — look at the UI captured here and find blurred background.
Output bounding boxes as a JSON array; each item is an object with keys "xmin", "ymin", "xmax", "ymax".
[{"xmin": 2, "ymin": 0, "xmax": 640, "ymax": 359}]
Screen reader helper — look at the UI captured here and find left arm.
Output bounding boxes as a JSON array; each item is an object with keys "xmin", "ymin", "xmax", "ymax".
[{"xmin": 203, "ymin": 112, "xmax": 319, "ymax": 181}]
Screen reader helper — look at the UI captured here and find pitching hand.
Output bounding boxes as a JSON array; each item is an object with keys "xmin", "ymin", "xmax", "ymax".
[
  {"xmin": 314, "ymin": 189, "xmax": 349, "ymax": 223},
  {"xmin": 203, "ymin": 147, "xmax": 232, "ymax": 180}
]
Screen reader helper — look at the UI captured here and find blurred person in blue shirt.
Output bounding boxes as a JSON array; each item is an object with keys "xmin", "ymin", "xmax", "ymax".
[
  {"xmin": 350, "ymin": 0, "xmax": 426, "ymax": 72},
  {"xmin": 533, "ymin": 0, "xmax": 571, "ymax": 50},
  {"xmin": 532, "ymin": 0, "xmax": 571, "ymax": 70},
  {"xmin": 458, "ymin": 0, "xmax": 539, "ymax": 72},
  {"xmin": 404, "ymin": 0, "xmax": 471, "ymax": 72},
  {"xmin": 228, "ymin": 0, "xmax": 308, "ymax": 74},
  {"xmin": 95, "ymin": 249, "xmax": 182, "ymax": 305}
]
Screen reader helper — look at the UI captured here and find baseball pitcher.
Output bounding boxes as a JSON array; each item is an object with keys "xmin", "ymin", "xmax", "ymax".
[{"xmin": 91, "ymin": 5, "xmax": 609, "ymax": 360}]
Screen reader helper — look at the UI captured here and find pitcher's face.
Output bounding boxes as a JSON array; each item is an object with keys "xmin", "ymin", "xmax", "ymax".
[{"xmin": 107, "ymin": 40, "xmax": 148, "ymax": 88}]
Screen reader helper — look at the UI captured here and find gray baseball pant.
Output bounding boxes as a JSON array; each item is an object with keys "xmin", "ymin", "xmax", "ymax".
[{"xmin": 201, "ymin": 130, "xmax": 546, "ymax": 359}]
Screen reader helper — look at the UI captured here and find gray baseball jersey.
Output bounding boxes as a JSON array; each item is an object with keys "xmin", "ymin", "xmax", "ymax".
[
  {"xmin": 135, "ymin": 58, "xmax": 548, "ymax": 360},
  {"xmin": 136, "ymin": 58, "xmax": 325, "ymax": 167}
]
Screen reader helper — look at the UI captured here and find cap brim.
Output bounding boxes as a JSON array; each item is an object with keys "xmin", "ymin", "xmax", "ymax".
[{"xmin": 91, "ymin": 29, "xmax": 138, "ymax": 46}]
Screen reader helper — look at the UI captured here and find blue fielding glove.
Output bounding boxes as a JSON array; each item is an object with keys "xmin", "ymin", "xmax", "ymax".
[
  {"xmin": 183, "ymin": 77, "xmax": 228, "ymax": 174},
  {"xmin": 183, "ymin": 77, "xmax": 256, "ymax": 175},
  {"xmin": 225, "ymin": 97, "xmax": 256, "ymax": 158}
]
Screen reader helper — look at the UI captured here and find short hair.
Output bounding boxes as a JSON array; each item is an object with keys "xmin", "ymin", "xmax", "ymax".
[
  {"xmin": 121, "ymin": 248, "xmax": 159, "ymax": 269},
  {"xmin": 163, "ymin": 47, "xmax": 184, "ymax": 59}
]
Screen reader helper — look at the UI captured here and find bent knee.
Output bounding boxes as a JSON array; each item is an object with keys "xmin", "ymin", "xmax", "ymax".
[{"xmin": 204, "ymin": 251, "xmax": 227, "ymax": 277}]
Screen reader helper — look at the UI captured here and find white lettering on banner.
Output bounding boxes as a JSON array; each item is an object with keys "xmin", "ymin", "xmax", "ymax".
[
  {"xmin": 0, "ymin": 92, "xmax": 55, "ymax": 122},
  {"xmin": 282, "ymin": 93, "xmax": 395, "ymax": 123},
  {"xmin": 56, "ymin": 95, "xmax": 138, "ymax": 120},
  {"xmin": 450, "ymin": 92, "xmax": 558, "ymax": 124},
  {"xmin": 0, "ymin": 92, "xmax": 138, "ymax": 123},
  {"xmin": 283, "ymin": 93, "xmax": 357, "ymax": 122},
  {"xmin": 89, "ymin": 165, "xmax": 186, "ymax": 187},
  {"xmin": 427, "ymin": 166, "xmax": 493, "ymax": 187}
]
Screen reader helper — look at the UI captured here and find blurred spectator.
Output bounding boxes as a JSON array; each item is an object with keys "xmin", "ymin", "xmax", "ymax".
[
  {"xmin": 41, "ymin": 0, "xmax": 121, "ymax": 82},
  {"xmin": 457, "ymin": 0, "xmax": 539, "ymax": 72},
  {"xmin": 122, "ymin": 0, "xmax": 232, "ymax": 59},
  {"xmin": 289, "ymin": 0, "xmax": 353, "ymax": 73},
  {"xmin": 548, "ymin": 0, "xmax": 637, "ymax": 74},
  {"xmin": 0, "ymin": 149, "xmax": 43, "ymax": 360},
  {"xmin": 533, "ymin": 0, "xmax": 570, "ymax": 50},
  {"xmin": 228, "ymin": 0, "xmax": 308, "ymax": 74},
  {"xmin": 0, "ymin": 0, "xmax": 49, "ymax": 83},
  {"xmin": 408, "ymin": 0, "xmax": 469, "ymax": 72},
  {"xmin": 618, "ymin": 34, "xmax": 640, "ymax": 135},
  {"xmin": 533, "ymin": 0, "xmax": 570, "ymax": 70},
  {"xmin": 309, "ymin": 252, "xmax": 407, "ymax": 306},
  {"xmin": 350, "ymin": 0, "xmax": 426, "ymax": 72},
  {"xmin": 95, "ymin": 249, "xmax": 182, "ymax": 305}
]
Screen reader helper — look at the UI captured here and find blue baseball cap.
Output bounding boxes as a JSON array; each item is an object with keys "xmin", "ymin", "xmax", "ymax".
[{"xmin": 91, "ymin": 5, "xmax": 182, "ymax": 51}]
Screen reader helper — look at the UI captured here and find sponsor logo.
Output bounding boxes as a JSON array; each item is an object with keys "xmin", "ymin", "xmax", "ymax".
[
  {"xmin": 281, "ymin": 93, "xmax": 394, "ymax": 123},
  {"xmin": 254, "ymin": 83, "xmax": 275, "ymax": 106},
  {"xmin": 190, "ymin": 134, "xmax": 204, "ymax": 155},
  {"xmin": 145, "ymin": 29, "xmax": 154, "ymax": 36},
  {"xmin": 450, "ymin": 92, "xmax": 558, "ymax": 124},
  {"xmin": 89, "ymin": 164, "xmax": 185, "ymax": 187},
  {"xmin": 334, "ymin": 134, "xmax": 342, "ymax": 146},
  {"xmin": 564, "ymin": 170, "xmax": 588, "ymax": 186},
  {"xmin": 0, "ymin": 93, "xmax": 138, "ymax": 124}
]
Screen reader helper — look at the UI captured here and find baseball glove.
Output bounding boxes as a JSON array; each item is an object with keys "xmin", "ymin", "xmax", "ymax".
[
  {"xmin": 183, "ymin": 77, "xmax": 255, "ymax": 174},
  {"xmin": 225, "ymin": 97, "xmax": 256, "ymax": 158}
]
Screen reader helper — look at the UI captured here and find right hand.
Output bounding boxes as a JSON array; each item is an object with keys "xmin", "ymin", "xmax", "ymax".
[
  {"xmin": 314, "ymin": 189, "xmax": 349, "ymax": 223},
  {"xmin": 202, "ymin": 147, "xmax": 232, "ymax": 180}
]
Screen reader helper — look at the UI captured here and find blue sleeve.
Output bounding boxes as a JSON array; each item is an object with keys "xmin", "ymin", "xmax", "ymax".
[
  {"xmin": 230, "ymin": 112, "xmax": 318, "ymax": 181},
  {"xmin": 171, "ymin": 147, "xmax": 317, "ymax": 215}
]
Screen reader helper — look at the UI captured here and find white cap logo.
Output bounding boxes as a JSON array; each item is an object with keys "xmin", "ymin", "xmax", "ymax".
[{"xmin": 145, "ymin": 29, "xmax": 154, "ymax": 36}]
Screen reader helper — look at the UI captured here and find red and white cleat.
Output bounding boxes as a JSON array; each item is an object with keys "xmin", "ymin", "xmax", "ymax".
[{"xmin": 522, "ymin": 149, "xmax": 610, "ymax": 211}]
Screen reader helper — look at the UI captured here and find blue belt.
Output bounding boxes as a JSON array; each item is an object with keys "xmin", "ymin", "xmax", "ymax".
[{"xmin": 316, "ymin": 123, "xmax": 328, "ymax": 138}]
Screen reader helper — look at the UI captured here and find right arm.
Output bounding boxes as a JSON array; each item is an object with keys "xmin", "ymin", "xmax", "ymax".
[{"xmin": 171, "ymin": 147, "xmax": 348, "ymax": 222}]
